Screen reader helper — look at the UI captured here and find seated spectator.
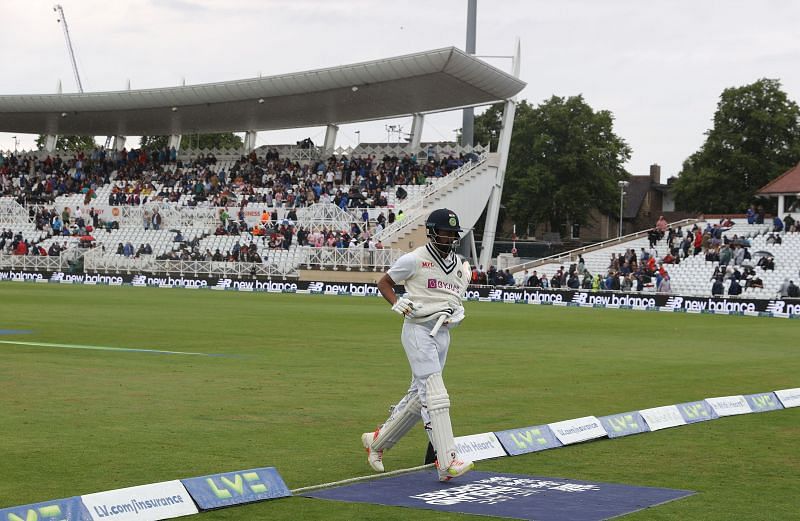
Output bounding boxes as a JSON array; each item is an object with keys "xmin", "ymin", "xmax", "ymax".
[
  {"xmin": 712, "ymin": 277, "xmax": 725, "ymax": 296},
  {"xmin": 746, "ymin": 275, "xmax": 764, "ymax": 289},
  {"xmin": 789, "ymin": 280, "xmax": 800, "ymax": 298},
  {"xmin": 773, "ymin": 215, "xmax": 784, "ymax": 233},
  {"xmin": 757, "ymin": 255, "xmax": 775, "ymax": 271},
  {"xmin": 728, "ymin": 278, "xmax": 742, "ymax": 296}
]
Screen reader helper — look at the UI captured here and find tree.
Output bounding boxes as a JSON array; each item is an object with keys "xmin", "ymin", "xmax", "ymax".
[
  {"xmin": 35, "ymin": 134, "xmax": 97, "ymax": 152},
  {"xmin": 139, "ymin": 135, "xmax": 169, "ymax": 149},
  {"xmin": 475, "ymin": 96, "xmax": 631, "ymax": 233},
  {"xmin": 673, "ymin": 78, "xmax": 800, "ymax": 213},
  {"xmin": 473, "ymin": 103, "xmax": 504, "ymax": 152},
  {"xmin": 140, "ymin": 132, "xmax": 244, "ymax": 151}
]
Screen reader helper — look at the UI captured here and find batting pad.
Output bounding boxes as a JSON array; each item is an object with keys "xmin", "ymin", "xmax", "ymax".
[
  {"xmin": 426, "ymin": 372, "xmax": 458, "ymax": 470},
  {"xmin": 372, "ymin": 394, "xmax": 422, "ymax": 451}
]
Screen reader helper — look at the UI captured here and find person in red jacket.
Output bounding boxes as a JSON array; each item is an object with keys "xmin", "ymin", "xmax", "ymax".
[{"xmin": 693, "ymin": 228, "xmax": 703, "ymax": 256}]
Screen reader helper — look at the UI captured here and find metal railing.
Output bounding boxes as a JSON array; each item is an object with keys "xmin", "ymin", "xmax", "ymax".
[
  {"xmin": 375, "ymin": 152, "xmax": 489, "ymax": 243},
  {"xmin": 0, "ymin": 197, "xmax": 30, "ymax": 225},
  {"xmin": 81, "ymin": 245, "xmax": 405, "ymax": 277},
  {"xmin": 300, "ymin": 246, "xmax": 403, "ymax": 272},
  {"xmin": 509, "ymin": 218, "xmax": 700, "ymax": 273},
  {"xmin": 0, "ymin": 253, "xmax": 72, "ymax": 272}
]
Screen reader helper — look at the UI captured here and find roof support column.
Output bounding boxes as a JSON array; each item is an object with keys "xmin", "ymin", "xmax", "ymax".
[
  {"xmin": 323, "ymin": 124, "xmax": 338, "ymax": 156},
  {"xmin": 409, "ymin": 113, "xmax": 425, "ymax": 155},
  {"xmin": 778, "ymin": 194, "xmax": 785, "ymax": 218},
  {"xmin": 244, "ymin": 131, "xmax": 258, "ymax": 152},
  {"xmin": 44, "ymin": 135, "xmax": 58, "ymax": 153},
  {"xmin": 168, "ymin": 134, "xmax": 182, "ymax": 151},
  {"xmin": 112, "ymin": 136, "xmax": 126, "ymax": 151},
  {"xmin": 479, "ymin": 39, "xmax": 520, "ymax": 271}
]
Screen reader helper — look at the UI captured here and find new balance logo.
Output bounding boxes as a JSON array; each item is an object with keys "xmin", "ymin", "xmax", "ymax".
[
  {"xmin": 49, "ymin": 272, "xmax": 64, "ymax": 282},
  {"xmin": 488, "ymin": 289, "xmax": 502, "ymax": 301},
  {"xmin": 765, "ymin": 301, "xmax": 785, "ymax": 314},
  {"xmin": 308, "ymin": 281, "xmax": 324, "ymax": 293},
  {"xmin": 571, "ymin": 292, "xmax": 587, "ymax": 304},
  {"xmin": 215, "ymin": 278, "xmax": 232, "ymax": 289},
  {"xmin": 664, "ymin": 296, "xmax": 683, "ymax": 309},
  {"xmin": 132, "ymin": 275, "xmax": 147, "ymax": 287}
]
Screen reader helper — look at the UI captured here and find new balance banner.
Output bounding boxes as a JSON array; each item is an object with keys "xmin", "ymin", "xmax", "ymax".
[{"xmin": 4, "ymin": 271, "xmax": 800, "ymax": 315}]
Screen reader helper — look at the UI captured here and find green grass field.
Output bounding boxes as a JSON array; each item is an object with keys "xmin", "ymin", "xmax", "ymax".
[{"xmin": 1, "ymin": 283, "xmax": 798, "ymax": 520}]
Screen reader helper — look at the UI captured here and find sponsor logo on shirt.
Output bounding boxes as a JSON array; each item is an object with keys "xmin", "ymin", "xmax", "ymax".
[{"xmin": 427, "ymin": 278, "xmax": 461, "ymax": 291}]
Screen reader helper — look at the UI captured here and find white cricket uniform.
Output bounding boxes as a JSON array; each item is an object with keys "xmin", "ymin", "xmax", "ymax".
[{"xmin": 386, "ymin": 243, "xmax": 470, "ymax": 425}]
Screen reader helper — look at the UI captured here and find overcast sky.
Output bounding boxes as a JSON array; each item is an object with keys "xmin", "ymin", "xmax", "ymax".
[{"xmin": 3, "ymin": 0, "xmax": 800, "ymax": 180}]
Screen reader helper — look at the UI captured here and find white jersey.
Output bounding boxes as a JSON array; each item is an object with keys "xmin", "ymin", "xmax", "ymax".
[{"xmin": 387, "ymin": 243, "xmax": 470, "ymax": 322}]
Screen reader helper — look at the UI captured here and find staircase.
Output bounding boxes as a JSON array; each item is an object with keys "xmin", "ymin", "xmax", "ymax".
[{"xmin": 378, "ymin": 153, "xmax": 499, "ymax": 250}]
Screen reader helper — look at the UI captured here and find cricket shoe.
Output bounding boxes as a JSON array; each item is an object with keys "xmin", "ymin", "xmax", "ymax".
[
  {"xmin": 436, "ymin": 458, "xmax": 474, "ymax": 482},
  {"xmin": 361, "ymin": 429, "xmax": 384, "ymax": 472}
]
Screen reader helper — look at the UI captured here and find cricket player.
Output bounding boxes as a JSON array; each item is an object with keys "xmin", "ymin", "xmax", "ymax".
[{"xmin": 361, "ymin": 208, "xmax": 473, "ymax": 482}]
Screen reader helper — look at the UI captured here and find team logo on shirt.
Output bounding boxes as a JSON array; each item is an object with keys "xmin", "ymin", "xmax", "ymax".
[{"xmin": 421, "ymin": 261, "xmax": 434, "ymax": 269}]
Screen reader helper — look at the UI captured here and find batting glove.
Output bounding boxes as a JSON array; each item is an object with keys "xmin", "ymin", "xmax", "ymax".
[{"xmin": 391, "ymin": 297, "xmax": 418, "ymax": 317}]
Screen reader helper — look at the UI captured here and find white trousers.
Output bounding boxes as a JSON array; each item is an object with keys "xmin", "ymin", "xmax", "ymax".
[{"xmin": 392, "ymin": 319, "xmax": 450, "ymax": 426}]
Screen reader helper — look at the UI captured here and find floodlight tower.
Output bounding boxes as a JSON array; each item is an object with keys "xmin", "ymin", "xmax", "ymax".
[{"xmin": 53, "ymin": 4, "xmax": 84, "ymax": 93}]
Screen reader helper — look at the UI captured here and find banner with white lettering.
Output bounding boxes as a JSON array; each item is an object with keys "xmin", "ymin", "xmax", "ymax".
[
  {"xmin": 4, "ymin": 270, "xmax": 800, "ymax": 317},
  {"xmin": 454, "ymin": 433, "xmax": 508, "ymax": 462},
  {"xmin": 547, "ymin": 416, "xmax": 607, "ymax": 445},
  {"xmin": 704, "ymin": 396, "xmax": 752, "ymax": 417},
  {"xmin": 81, "ymin": 480, "xmax": 197, "ymax": 521}
]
